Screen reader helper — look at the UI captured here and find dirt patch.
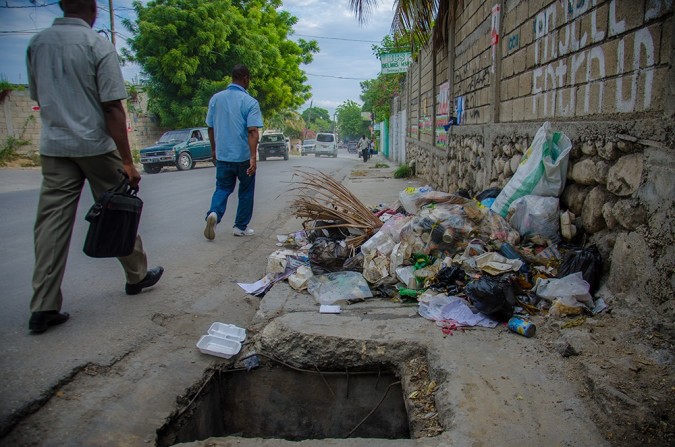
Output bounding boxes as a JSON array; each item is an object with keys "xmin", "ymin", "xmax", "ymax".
[{"xmin": 536, "ymin": 303, "xmax": 674, "ymax": 446}]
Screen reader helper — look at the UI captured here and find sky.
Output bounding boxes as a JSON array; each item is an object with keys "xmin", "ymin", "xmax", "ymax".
[{"xmin": 0, "ymin": 0, "xmax": 396, "ymax": 116}]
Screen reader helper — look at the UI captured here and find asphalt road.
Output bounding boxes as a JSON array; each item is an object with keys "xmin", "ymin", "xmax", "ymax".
[{"xmin": 0, "ymin": 150, "xmax": 359, "ymax": 441}]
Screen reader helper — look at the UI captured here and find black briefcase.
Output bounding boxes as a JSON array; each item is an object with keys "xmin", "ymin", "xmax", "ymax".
[{"xmin": 83, "ymin": 173, "xmax": 143, "ymax": 258}]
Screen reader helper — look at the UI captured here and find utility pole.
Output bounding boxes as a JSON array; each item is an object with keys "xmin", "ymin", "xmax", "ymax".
[{"xmin": 109, "ymin": 0, "xmax": 116, "ymax": 48}]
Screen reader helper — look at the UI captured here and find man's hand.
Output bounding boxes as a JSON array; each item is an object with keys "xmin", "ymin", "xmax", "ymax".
[
  {"xmin": 123, "ymin": 162, "xmax": 141, "ymax": 188},
  {"xmin": 246, "ymin": 159, "xmax": 256, "ymax": 176}
]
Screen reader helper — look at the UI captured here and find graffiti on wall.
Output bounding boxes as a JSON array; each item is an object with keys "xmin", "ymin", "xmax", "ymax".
[{"xmin": 531, "ymin": 0, "xmax": 663, "ymax": 116}]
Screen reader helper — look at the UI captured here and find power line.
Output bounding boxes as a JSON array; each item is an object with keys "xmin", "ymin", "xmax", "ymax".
[
  {"xmin": 305, "ymin": 72, "xmax": 368, "ymax": 81},
  {"xmin": 295, "ymin": 34, "xmax": 379, "ymax": 43},
  {"xmin": 0, "ymin": 1, "xmax": 59, "ymax": 8}
]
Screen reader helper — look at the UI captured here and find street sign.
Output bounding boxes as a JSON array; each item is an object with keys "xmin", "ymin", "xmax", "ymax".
[{"xmin": 380, "ymin": 52, "xmax": 412, "ymax": 74}]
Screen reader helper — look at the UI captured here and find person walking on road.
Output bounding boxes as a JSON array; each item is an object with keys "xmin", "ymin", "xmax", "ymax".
[
  {"xmin": 26, "ymin": 0, "xmax": 163, "ymax": 334},
  {"xmin": 358, "ymin": 135, "xmax": 369, "ymax": 162},
  {"xmin": 203, "ymin": 64, "xmax": 263, "ymax": 240}
]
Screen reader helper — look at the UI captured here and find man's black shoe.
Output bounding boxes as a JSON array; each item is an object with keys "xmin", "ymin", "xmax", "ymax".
[
  {"xmin": 29, "ymin": 311, "xmax": 70, "ymax": 334},
  {"xmin": 125, "ymin": 266, "xmax": 164, "ymax": 295}
]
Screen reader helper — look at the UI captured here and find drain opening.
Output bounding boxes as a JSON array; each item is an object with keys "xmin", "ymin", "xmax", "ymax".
[{"xmin": 157, "ymin": 362, "xmax": 410, "ymax": 445}]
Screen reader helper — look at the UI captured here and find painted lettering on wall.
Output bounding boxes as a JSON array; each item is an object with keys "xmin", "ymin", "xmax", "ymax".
[
  {"xmin": 531, "ymin": 0, "xmax": 660, "ymax": 117},
  {"xmin": 507, "ymin": 33, "xmax": 520, "ymax": 53}
]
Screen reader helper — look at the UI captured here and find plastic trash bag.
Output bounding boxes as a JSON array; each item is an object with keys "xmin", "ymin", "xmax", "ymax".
[
  {"xmin": 508, "ymin": 195, "xmax": 560, "ymax": 242},
  {"xmin": 418, "ymin": 294, "xmax": 498, "ymax": 328},
  {"xmin": 360, "ymin": 230, "xmax": 396, "ymax": 258},
  {"xmin": 558, "ymin": 246, "xmax": 603, "ymax": 293},
  {"xmin": 491, "ymin": 121, "xmax": 572, "ymax": 217},
  {"xmin": 288, "ymin": 265, "xmax": 314, "ymax": 291},
  {"xmin": 465, "ymin": 276, "xmax": 517, "ymax": 321},
  {"xmin": 342, "ymin": 253, "xmax": 364, "ymax": 272},
  {"xmin": 399, "ymin": 185, "xmax": 433, "ymax": 214},
  {"xmin": 309, "ymin": 238, "xmax": 351, "ymax": 275},
  {"xmin": 479, "ymin": 210, "xmax": 520, "ymax": 245},
  {"xmin": 379, "ymin": 214, "xmax": 413, "ymax": 243},
  {"xmin": 362, "ymin": 253, "xmax": 391, "ymax": 284},
  {"xmin": 307, "ymin": 271, "xmax": 373, "ymax": 304},
  {"xmin": 475, "ymin": 187, "xmax": 501, "ymax": 202},
  {"xmin": 534, "ymin": 272, "xmax": 593, "ymax": 308},
  {"xmin": 475, "ymin": 252, "xmax": 523, "ymax": 275}
]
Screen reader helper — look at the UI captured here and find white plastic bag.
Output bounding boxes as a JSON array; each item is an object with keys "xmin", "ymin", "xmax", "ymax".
[
  {"xmin": 534, "ymin": 272, "xmax": 593, "ymax": 308},
  {"xmin": 360, "ymin": 230, "xmax": 396, "ymax": 258},
  {"xmin": 399, "ymin": 185, "xmax": 433, "ymax": 214},
  {"xmin": 491, "ymin": 122, "xmax": 572, "ymax": 217},
  {"xmin": 508, "ymin": 195, "xmax": 560, "ymax": 242}
]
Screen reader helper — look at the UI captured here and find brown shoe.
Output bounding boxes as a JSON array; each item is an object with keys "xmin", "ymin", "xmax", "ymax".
[{"xmin": 29, "ymin": 311, "xmax": 70, "ymax": 334}]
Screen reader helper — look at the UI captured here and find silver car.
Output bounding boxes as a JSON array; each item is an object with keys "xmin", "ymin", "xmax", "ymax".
[{"xmin": 301, "ymin": 139, "xmax": 316, "ymax": 156}]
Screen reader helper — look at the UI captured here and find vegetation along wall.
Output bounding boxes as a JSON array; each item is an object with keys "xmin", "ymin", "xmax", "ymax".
[{"xmin": 393, "ymin": 0, "xmax": 674, "ymax": 309}]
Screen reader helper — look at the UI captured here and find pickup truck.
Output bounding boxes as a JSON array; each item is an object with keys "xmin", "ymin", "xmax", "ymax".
[
  {"xmin": 258, "ymin": 132, "xmax": 289, "ymax": 161},
  {"xmin": 139, "ymin": 128, "xmax": 212, "ymax": 173}
]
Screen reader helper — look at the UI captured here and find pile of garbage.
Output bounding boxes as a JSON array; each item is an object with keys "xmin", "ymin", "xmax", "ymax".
[{"xmin": 243, "ymin": 123, "xmax": 607, "ymax": 336}]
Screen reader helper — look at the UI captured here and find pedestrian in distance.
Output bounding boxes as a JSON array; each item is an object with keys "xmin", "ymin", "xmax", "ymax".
[
  {"xmin": 358, "ymin": 135, "xmax": 369, "ymax": 162},
  {"xmin": 203, "ymin": 64, "xmax": 263, "ymax": 240},
  {"xmin": 25, "ymin": 0, "xmax": 164, "ymax": 334}
]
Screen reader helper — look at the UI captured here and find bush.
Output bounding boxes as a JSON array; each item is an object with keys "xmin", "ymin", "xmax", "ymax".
[{"xmin": 394, "ymin": 163, "xmax": 413, "ymax": 178}]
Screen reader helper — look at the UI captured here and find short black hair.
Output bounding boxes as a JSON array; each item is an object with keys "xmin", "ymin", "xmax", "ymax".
[
  {"xmin": 232, "ymin": 64, "xmax": 250, "ymax": 81},
  {"xmin": 59, "ymin": 0, "xmax": 95, "ymax": 14}
]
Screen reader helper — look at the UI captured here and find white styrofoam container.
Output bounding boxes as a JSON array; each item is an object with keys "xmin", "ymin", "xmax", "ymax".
[
  {"xmin": 196, "ymin": 335, "xmax": 242, "ymax": 359},
  {"xmin": 207, "ymin": 322, "xmax": 246, "ymax": 342}
]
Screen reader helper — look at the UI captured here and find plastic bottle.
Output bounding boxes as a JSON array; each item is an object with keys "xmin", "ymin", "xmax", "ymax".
[{"xmin": 507, "ymin": 317, "xmax": 536, "ymax": 337}]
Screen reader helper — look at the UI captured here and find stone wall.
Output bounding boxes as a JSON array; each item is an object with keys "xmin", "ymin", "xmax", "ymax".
[
  {"xmin": 396, "ymin": 0, "xmax": 674, "ymax": 309},
  {"xmin": 0, "ymin": 88, "xmax": 167, "ymax": 154}
]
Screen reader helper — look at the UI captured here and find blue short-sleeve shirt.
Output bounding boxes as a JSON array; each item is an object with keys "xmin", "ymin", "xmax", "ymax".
[{"xmin": 205, "ymin": 84, "xmax": 263, "ymax": 162}]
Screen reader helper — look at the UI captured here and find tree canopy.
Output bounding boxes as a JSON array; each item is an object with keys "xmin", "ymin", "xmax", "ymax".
[
  {"xmin": 123, "ymin": 0, "xmax": 318, "ymax": 128},
  {"xmin": 301, "ymin": 106, "xmax": 330, "ymax": 124},
  {"xmin": 336, "ymin": 100, "xmax": 369, "ymax": 141}
]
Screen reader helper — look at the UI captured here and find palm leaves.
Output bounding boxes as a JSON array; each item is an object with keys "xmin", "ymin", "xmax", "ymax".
[
  {"xmin": 350, "ymin": 0, "xmax": 463, "ymax": 49},
  {"xmin": 289, "ymin": 169, "xmax": 383, "ymax": 249}
]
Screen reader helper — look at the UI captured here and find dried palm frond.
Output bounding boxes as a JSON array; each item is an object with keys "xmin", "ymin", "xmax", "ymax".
[{"xmin": 288, "ymin": 169, "xmax": 383, "ymax": 249}]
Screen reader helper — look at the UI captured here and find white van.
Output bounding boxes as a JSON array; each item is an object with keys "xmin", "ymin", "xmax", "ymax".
[{"xmin": 314, "ymin": 133, "xmax": 337, "ymax": 158}]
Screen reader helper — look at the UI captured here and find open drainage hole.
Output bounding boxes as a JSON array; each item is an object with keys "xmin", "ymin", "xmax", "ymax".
[{"xmin": 157, "ymin": 362, "xmax": 410, "ymax": 445}]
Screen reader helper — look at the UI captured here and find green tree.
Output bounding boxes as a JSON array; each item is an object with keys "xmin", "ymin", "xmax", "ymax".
[
  {"xmin": 301, "ymin": 106, "xmax": 330, "ymax": 124},
  {"xmin": 336, "ymin": 100, "xmax": 369, "ymax": 140},
  {"xmin": 123, "ymin": 0, "xmax": 318, "ymax": 128}
]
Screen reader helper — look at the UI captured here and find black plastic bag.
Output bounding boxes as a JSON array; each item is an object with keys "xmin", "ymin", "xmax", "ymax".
[
  {"xmin": 342, "ymin": 253, "xmax": 364, "ymax": 272},
  {"xmin": 558, "ymin": 246, "xmax": 603, "ymax": 293},
  {"xmin": 475, "ymin": 187, "xmax": 501, "ymax": 202},
  {"xmin": 465, "ymin": 276, "xmax": 516, "ymax": 322},
  {"xmin": 309, "ymin": 238, "xmax": 351, "ymax": 275}
]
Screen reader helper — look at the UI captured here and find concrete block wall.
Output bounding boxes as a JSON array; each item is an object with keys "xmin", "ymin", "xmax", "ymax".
[
  {"xmin": 0, "ymin": 89, "xmax": 41, "ymax": 153},
  {"xmin": 0, "ymin": 88, "xmax": 167, "ymax": 155},
  {"xmin": 393, "ymin": 0, "xmax": 674, "ymax": 309}
]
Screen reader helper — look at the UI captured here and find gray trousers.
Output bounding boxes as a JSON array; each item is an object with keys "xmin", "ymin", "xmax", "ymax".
[{"xmin": 31, "ymin": 151, "xmax": 147, "ymax": 313}]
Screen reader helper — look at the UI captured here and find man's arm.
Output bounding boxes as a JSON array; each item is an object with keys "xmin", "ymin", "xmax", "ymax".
[
  {"xmin": 208, "ymin": 127, "xmax": 216, "ymax": 161},
  {"xmin": 102, "ymin": 100, "xmax": 141, "ymax": 187},
  {"xmin": 246, "ymin": 127, "xmax": 259, "ymax": 176}
]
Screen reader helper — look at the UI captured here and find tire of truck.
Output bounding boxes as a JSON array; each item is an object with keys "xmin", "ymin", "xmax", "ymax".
[
  {"xmin": 283, "ymin": 152, "xmax": 289, "ymax": 161},
  {"xmin": 176, "ymin": 152, "xmax": 193, "ymax": 171},
  {"xmin": 143, "ymin": 164, "xmax": 162, "ymax": 174},
  {"xmin": 260, "ymin": 154, "xmax": 267, "ymax": 161}
]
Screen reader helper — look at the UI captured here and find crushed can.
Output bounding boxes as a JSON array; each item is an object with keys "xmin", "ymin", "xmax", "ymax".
[{"xmin": 508, "ymin": 317, "xmax": 536, "ymax": 338}]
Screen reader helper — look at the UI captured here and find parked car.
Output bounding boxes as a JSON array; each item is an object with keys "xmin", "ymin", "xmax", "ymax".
[
  {"xmin": 258, "ymin": 132, "xmax": 289, "ymax": 161},
  {"xmin": 315, "ymin": 133, "xmax": 337, "ymax": 157},
  {"xmin": 139, "ymin": 128, "xmax": 212, "ymax": 173},
  {"xmin": 346, "ymin": 141, "xmax": 358, "ymax": 153},
  {"xmin": 301, "ymin": 139, "xmax": 316, "ymax": 156}
]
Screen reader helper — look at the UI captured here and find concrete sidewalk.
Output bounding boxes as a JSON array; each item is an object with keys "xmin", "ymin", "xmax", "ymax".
[{"xmin": 176, "ymin": 161, "xmax": 608, "ymax": 447}]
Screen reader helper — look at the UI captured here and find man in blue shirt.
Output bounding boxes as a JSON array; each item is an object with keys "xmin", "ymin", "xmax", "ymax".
[{"xmin": 204, "ymin": 65, "xmax": 263, "ymax": 240}]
